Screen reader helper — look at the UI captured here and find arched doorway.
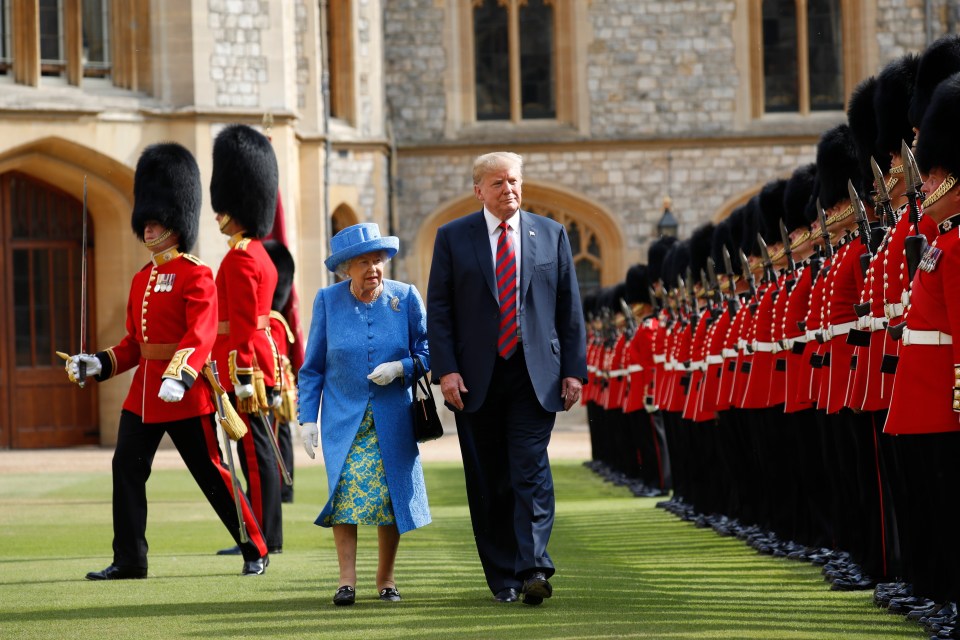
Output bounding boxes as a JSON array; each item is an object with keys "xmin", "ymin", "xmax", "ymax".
[
  {"xmin": 413, "ymin": 180, "xmax": 625, "ymax": 296},
  {"xmin": 0, "ymin": 172, "xmax": 98, "ymax": 448}
]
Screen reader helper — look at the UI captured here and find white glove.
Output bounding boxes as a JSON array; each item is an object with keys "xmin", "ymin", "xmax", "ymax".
[
  {"xmin": 415, "ymin": 381, "xmax": 429, "ymax": 401},
  {"xmin": 158, "ymin": 378, "xmax": 186, "ymax": 403},
  {"xmin": 301, "ymin": 422, "xmax": 319, "ymax": 459},
  {"xmin": 367, "ymin": 361, "xmax": 403, "ymax": 386},
  {"xmin": 235, "ymin": 383, "xmax": 254, "ymax": 399},
  {"xmin": 66, "ymin": 354, "xmax": 101, "ymax": 382},
  {"xmin": 270, "ymin": 392, "xmax": 283, "ymax": 409}
]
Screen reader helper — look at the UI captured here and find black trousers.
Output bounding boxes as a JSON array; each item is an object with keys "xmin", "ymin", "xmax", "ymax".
[
  {"xmin": 276, "ymin": 419, "xmax": 295, "ymax": 503},
  {"xmin": 111, "ymin": 409, "xmax": 267, "ymax": 567},
  {"xmin": 235, "ymin": 405, "xmax": 283, "ymax": 551},
  {"xmin": 455, "ymin": 350, "xmax": 557, "ymax": 595}
]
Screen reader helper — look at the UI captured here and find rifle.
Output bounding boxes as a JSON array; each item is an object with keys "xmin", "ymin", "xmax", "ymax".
[
  {"xmin": 901, "ymin": 140, "xmax": 928, "ymax": 282},
  {"xmin": 206, "ymin": 361, "xmax": 249, "ymax": 544}
]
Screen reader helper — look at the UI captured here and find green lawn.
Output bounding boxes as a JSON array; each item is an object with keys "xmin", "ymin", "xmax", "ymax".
[{"xmin": 0, "ymin": 459, "xmax": 922, "ymax": 639}]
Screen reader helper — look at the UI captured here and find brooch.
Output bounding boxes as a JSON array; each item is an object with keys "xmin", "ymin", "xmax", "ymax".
[{"xmin": 390, "ymin": 297, "xmax": 400, "ymax": 311}]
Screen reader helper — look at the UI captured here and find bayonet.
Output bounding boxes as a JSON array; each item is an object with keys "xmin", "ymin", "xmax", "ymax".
[
  {"xmin": 738, "ymin": 248, "xmax": 757, "ymax": 302},
  {"xmin": 871, "ymin": 156, "xmax": 895, "ymax": 228},
  {"xmin": 779, "ymin": 219, "xmax": 796, "ymax": 273},
  {"xmin": 816, "ymin": 198, "xmax": 834, "ymax": 259},
  {"xmin": 849, "ymin": 180, "xmax": 873, "ymax": 254},
  {"xmin": 902, "ymin": 140, "xmax": 928, "ymax": 281},
  {"xmin": 721, "ymin": 246, "xmax": 740, "ymax": 318},
  {"xmin": 756, "ymin": 233, "xmax": 777, "ymax": 283},
  {"xmin": 619, "ymin": 297, "xmax": 637, "ymax": 336}
]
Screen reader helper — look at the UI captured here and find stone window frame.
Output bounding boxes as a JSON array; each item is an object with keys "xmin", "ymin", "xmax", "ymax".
[
  {"xmin": 3, "ymin": 0, "xmax": 149, "ymax": 91},
  {"xmin": 746, "ymin": 0, "xmax": 868, "ymax": 119},
  {"xmin": 448, "ymin": 0, "xmax": 588, "ymax": 136},
  {"xmin": 324, "ymin": 0, "xmax": 355, "ymax": 125}
]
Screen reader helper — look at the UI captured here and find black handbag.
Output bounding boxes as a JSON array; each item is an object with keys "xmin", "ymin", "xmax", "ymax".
[{"xmin": 411, "ymin": 356, "xmax": 443, "ymax": 443}]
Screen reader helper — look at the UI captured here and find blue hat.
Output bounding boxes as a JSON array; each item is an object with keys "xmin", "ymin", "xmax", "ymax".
[{"xmin": 324, "ymin": 223, "xmax": 399, "ymax": 272}]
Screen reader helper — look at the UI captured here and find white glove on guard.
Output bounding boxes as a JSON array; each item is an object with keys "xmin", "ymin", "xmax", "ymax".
[
  {"xmin": 66, "ymin": 354, "xmax": 101, "ymax": 382},
  {"xmin": 158, "ymin": 378, "xmax": 186, "ymax": 403}
]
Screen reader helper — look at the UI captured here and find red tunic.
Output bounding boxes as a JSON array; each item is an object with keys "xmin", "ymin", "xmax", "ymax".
[
  {"xmin": 768, "ymin": 271, "xmax": 792, "ymax": 406},
  {"xmin": 663, "ymin": 320, "xmax": 692, "ymax": 413},
  {"xmin": 604, "ymin": 333, "xmax": 628, "ymax": 410},
  {"xmin": 741, "ymin": 278, "xmax": 780, "ymax": 409},
  {"xmin": 699, "ymin": 303, "xmax": 732, "ymax": 414},
  {"xmin": 212, "ymin": 234, "xmax": 279, "ymax": 393},
  {"xmin": 886, "ymin": 214, "xmax": 960, "ymax": 434},
  {"xmin": 803, "ymin": 257, "xmax": 832, "ymax": 408},
  {"xmin": 717, "ymin": 301, "xmax": 749, "ymax": 411},
  {"xmin": 683, "ymin": 310, "xmax": 715, "ymax": 422},
  {"xmin": 731, "ymin": 285, "xmax": 765, "ymax": 409},
  {"xmin": 821, "ymin": 238, "xmax": 862, "ymax": 414},
  {"xmin": 623, "ymin": 318, "xmax": 656, "ymax": 413},
  {"xmin": 96, "ymin": 250, "xmax": 216, "ymax": 423}
]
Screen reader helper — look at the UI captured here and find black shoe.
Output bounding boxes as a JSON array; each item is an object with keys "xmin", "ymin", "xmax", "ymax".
[
  {"xmin": 379, "ymin": 587, "xmax": 401, "ymax": 602},
  {"xmin": 521, "ymin": 571, "xmax": 553, "ymax": 605},
  {"xmin": 333, "ymin": 585, "xmax": 356, "ymax": 606},
  {"xmin": 268, "ymin": 547, "xmax": 283, "ymax": 555},
  {"xmin": 85, "ymin": 565, "xmax": 147, "ymax": 581},
  {"xmin": 217, "ymin": 545, "xmax": 242, "ymax": 556},
  {"xmin": 494, "ymin": 587, "xmax": 519, "ymax": 603},
  {"xmin": 241, "ymin": 555, "xmax": 268, "ymax": 576}
]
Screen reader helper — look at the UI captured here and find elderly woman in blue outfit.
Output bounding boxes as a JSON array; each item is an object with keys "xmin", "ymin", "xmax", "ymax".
[{"xmin": 298, "ymin": 222, "xmax": 431, "ymax": 606}]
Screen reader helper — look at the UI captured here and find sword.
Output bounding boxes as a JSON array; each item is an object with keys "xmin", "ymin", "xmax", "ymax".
[
  {"xmin": 208, "ymin": 361, "xmax": 248, "ymax": 544},
  {"xmin": 257, "ymin": 406, "xmax": 294, "ymax": 486},
  {"xmin": 78, "ymin": 176, "xmax": 88, "ymax": 387}
]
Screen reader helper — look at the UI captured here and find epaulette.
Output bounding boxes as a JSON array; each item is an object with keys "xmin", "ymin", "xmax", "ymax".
[
  {"xmin": 269, "ymin": 310, "xmax": 296, "ymax": 343},
  {"xmin": 234, "ymin": 238, "xmax": 252, "ymax": 251},
  {"xmin": 182, "ymin": 253, "xmax": 206, "ymax": 266}
]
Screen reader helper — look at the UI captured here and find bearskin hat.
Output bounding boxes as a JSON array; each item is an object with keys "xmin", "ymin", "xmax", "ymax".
[
  {"xmin": 783, "ymin": 164, "xmax": 816, "ymax": 233},
  {"xmin": 847, "ymin": 76, "xmax": 882, "ymax": 197},
  {"xmin": 624, "ymin": 264, "xmax": 652, "ymax": 305},
  {"xmin": 815, "ymin": 124, "xmax": 860, "ymax": 210},
  {"xmin": 131, "ymin": 143, "xmax": 202, "ymax": 253},
  {"xmin": 916, "ymin": 72, "xmax": 960, "ymax": 178},
  {"xmin": 758, "ymin": 179, "xmax": 787, "ymax": 243},
  {"xmin": 689, "ymin": 222, "xmax": 715, "ymax": 284},
  {"xmin": 661, "ymin": 239, "xmax": 690, "ymax": 290},
  {"xmin": 210, "ymin": 124, "xmax": 279, "ymax": 238},
  {"xmin": 262, "ymin": 239, "xmax": 295, "ymax": 312},
  {"xmin": 711, "ymin": 209, "xmax": 742, "ymax": 275},
  {"xmin": 581, "ymin": 288, "xmax": 600, "ymax": 321},
  {"xmin": 740, "ymin": 196, "xmax": 763, "ymax": 257},
  {"xmin": 909, "ymin": 35, "xmax": 960, "ymax": 129},
  {"xmin": 875, "ymin": 54, "xmax": 919, "ymax": 158},
  {"xmin": 647, "ymin": 235, "xmax": 678, "ymax": 284}
]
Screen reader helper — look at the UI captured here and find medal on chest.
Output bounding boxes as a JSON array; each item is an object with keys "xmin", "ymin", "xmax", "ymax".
[
  {"xmin": 918, "ymin": 244, "xmax": 943, "ymax": 273},
  {"xmin": 154, "ymin": 273, "xmax": 176, "ymax": 292}
]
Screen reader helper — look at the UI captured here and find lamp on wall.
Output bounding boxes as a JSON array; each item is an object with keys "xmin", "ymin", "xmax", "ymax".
[{"xmin": 656, "ymin": 196, "xmax": 679, "ymax": 238}]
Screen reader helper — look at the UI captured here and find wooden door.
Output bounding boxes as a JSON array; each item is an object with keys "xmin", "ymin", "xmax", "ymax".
[{"xmin": 1, "ymin": 172, "xmax": 99, "ymax": 448}]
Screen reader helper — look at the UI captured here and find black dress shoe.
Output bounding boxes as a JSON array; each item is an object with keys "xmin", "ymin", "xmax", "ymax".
[
  {"xmin": 494, "ymin": 587, "xmax": 519, "ymax": 603},
  {"xmin": 333, "ymin": 585, "xmax": 356, "ymax": 606},
  {"xmin": 217, "ymin": 545, "xmax": 242, "ymax": 556},
  {"xmin": 268, "ymin": 546, "xmax": 283, "ymax": 554},
  {"xmin": 241, "ymin": 555, "xmax": 269, "ymax": 576},
  {"xmin": 379, "ymin": 587, "xmax": 401, "ymax": 602},
  {"xmin": 85, "ymin": 565, "xmax": 147, "ymax": 581},
  {"xmin": 521, "ymin": 571, "xmax": 553, "ymax": 605}
]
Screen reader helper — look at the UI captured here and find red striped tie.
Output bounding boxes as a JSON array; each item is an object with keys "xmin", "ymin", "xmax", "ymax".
[{"xmin": 496, "ymin": 221, "xmax": 518, "ymax": 359}]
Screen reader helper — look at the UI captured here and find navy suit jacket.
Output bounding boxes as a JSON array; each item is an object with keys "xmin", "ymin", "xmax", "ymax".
[{"xmin": 427, "ymin": 210, "xmax": 587, "ymax": 413}]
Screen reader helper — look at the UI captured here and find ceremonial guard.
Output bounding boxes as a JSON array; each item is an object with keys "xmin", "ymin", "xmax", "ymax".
[
  {"xmin": 210, "ymin": 124, "xmax": 284, "ymax": 555},
  {"xmin": 66, "ymin": 143, "xmax": 269, "ymax": 579}
]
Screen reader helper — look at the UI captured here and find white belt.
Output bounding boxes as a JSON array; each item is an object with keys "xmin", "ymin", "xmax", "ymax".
[
  {"xmin": 806, "ymin": 330, "xmax": 819, "ymax": 342},
  {"xmin": 609, "ymin": 368, "xmax": 628, "ymax": 378},
  {"xmin": 627, "ymin": 364, "xmax": 642, "ymax": 373},
  {"xmin": 705, "ymin": 354, "xmax": 723, "ymax": 365},
  {"xmin": 652, "ymin": 354, "xmax": 666, "ymax": 364},
  {"xmin": 903, "ymin": 329, "xmax": 952, "ymax": 346},
  {"xmin": 663, "ymin": 361, "xmax": 675, "ymax": 371},
  {"xmin": 691, "ymin": 360, "xmax": 706, "ymax": 372},
  {"xmin": 828, "ymin": 321, "xmax": 858, "ymax": 339},
  {"xmin": 884, "ymin": 302, "xmax": 905, "ymax": 319},
  {"xmin": 752, "ymin": 340, "xmax": 778, "ymax": 353},
  {"xmin": 586, "ymin": 365, "xmax": 597, "ymax": 373},
  {"xmin": 737, "ymin": 339, "xmax": 748, "ymax": 351},
  {"xmin": 866, "ymin": 316, "xmax": 887, "ymax": 332},
  {"xmin": 722, "ymin": 348, "xmax": 738, "ymax": 359}
]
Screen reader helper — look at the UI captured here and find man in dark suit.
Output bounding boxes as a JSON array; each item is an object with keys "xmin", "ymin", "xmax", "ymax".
[{"xmin": 427, "ymin": 151, "xmax": 587, "ymax": 605}]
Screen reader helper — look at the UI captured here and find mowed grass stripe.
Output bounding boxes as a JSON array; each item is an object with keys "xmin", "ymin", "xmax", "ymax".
[{"xmin": 0, "ymin": 461, "xmax": 922, "ymax": 639}]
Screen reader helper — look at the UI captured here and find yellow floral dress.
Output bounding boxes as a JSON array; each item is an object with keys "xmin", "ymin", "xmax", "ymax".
[{"xmin": 325, "ymin": 403, "xmax": 396, "ymax": 526}]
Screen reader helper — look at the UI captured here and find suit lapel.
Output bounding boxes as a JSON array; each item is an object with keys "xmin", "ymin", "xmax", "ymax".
[
  {"xmin": 469, "ymin": 211, "xmax": 499, "ymax": 301},
  {"xmin": 519, "ymin": 210, "xmax": 537, "ymax": 303}
]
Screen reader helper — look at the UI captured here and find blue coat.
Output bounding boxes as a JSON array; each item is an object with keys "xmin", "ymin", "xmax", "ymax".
[
  {"xmin": 298, "ymin": 279, "xmax": 431, "ymax": 534},
  {"xmin": 427, "ymin": 210, "xmax": 587, "ymax": 413}
]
